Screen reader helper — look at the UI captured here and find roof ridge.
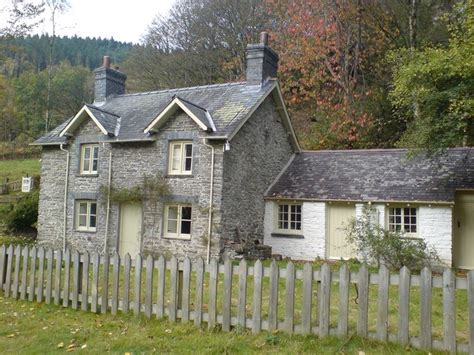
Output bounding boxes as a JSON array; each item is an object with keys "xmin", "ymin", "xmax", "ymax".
[
  {"xmin": 301, "ymin": 147, "xmax": 474, "ymax": 154},
  {"xmin": 116, "ymin": 81, "xmax": 247, "ymax": 98},
  {"xmin": 175, "ymin": 95, "xmax": 208, "ymax": 112}
]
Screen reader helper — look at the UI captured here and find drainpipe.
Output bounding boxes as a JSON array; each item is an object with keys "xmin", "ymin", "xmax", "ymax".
[
  {"xmin": 103, "ymin": 148, "xmax": 112, "ymax": 254},
  {"xmin": 202, "ymin": 139, "xmax": 215, "ymax": 264},
  {"xmin": 59, "ymin": 144, "xmax": 70, "ymax": 252}
]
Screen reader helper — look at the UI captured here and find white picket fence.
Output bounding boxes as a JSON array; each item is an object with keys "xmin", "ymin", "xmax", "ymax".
[{"xmin": 0, "ymin": 244, "xmax": 472, "ymax": 353}]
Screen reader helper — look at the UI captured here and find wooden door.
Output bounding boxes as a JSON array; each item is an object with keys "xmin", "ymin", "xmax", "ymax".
[
  {"xmin": 453, "ymin": 192, "xmax": 474, "ymax": 269},
  {"xmin": 119, "ymin": 203, "xmax": 142, "ymax": 259},
  {"xmin": 327, "ymin": 203, "xmax": 356, "ymax": 259}
]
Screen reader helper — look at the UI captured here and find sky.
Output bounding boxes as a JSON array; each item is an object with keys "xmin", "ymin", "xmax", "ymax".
[{"xmin": 2, "ymin": 0, "xmax": 175, "ymax": 43}]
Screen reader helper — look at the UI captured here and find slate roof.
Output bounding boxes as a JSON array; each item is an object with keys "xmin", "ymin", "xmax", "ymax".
[
  {"xmin": 84, "ymin": 104, "xmax": 120, "ymax": 136},
  {"xmin": 34, "ymin": 80, "xmax": 276, "ymax": 145},
  {"xmin": 174, "ymin": 96, "xmax": 214, "ymax": 131},
  {"xmin": 266, "ymin": 148, "xmax": 474, "ymax": 203}
]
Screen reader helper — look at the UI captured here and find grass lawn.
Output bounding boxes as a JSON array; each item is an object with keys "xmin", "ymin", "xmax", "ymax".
[
  {"xmin": 0, "ymin": 159, "xmax": 41, "ymax": 183},
  {"xmin": 0, "ymin": 297, "xmax": 440, "ymax": 354}
]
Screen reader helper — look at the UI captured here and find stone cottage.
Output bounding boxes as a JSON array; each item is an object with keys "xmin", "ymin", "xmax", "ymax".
[
  {"xmin": 34, "ymin": 33, "xmax": 474, "ymax": 267},
  {"xmin": 33, "ymin": 33, "xmax": 299, "ymax": 262}
]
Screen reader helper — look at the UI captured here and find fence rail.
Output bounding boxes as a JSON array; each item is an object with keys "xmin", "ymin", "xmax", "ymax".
[{"xmin": 0, "ymin": 244, "xmax": 472, "ymax": 353}]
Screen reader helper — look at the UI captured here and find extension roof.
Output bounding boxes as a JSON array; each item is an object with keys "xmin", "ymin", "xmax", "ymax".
[
  {"xmin": 33, "ymin": 80, "xmax": 299, "ymax": 149},
  {"xmin": 265, "ymin": 148, "xmax": 474, "ymax": 204}
]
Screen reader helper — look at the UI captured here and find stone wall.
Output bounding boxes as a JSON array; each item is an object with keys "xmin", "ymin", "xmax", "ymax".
[
  {"xmin": 220, "ymin": 95, "xmax": 294, "ymax": 257},
  {"xmin": 419, "ymin": 205, "xmax": 452, "ymax": 264}
]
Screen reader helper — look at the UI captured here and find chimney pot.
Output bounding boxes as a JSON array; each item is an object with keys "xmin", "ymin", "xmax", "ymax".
[
  {"xmin": 260, "ymin": 32, "xmax": 269, "ymax": 45},
  {"xmin": 103, "ymin": 56, "xmax": 111, "ymax": 68}
]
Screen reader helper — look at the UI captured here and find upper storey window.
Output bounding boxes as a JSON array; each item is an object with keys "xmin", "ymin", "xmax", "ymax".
[
  {"xmin": 168, "ymin": 141, "xmax": 193, "ymax": 175},
  {"xmin": 80, "ymin": 144, "xmax": 99, "ymax": 175}
]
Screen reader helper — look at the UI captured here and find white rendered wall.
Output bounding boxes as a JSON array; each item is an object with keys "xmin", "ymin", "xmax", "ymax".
[
  {"xmin": 264, "ymin": 201, "xmax": 326, "ymax": 260},
  {"xmin": 418, "ymin": 205, "xmax": 452, "ymax": 265}
]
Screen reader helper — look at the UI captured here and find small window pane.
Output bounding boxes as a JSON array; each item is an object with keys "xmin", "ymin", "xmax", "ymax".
[
  {"xmin": 181, "ymin": 206, "xmax": 192, "ymax": 220},
  {"xmin": 93, "ymin": 146, "xmax": 99, "ymax": 159},
  {"xmin": 181, "ymin": 220, "xmax": 191, "ymax": 234},
  {"xmin": 92, "ymin": 159, "xmax": 98, "ymax": 172},
  {"xmin": 84, "ymin": 147, "xmax": 91, "ymax": 159},
  {"xmin": 167, "ymin": 220, "xmax": 178, "ymax": 234},
  {"xmin": 171, "ymin": 145, "xmax": 181, "ymax": 171},
  {"xmin": 89, "ymin": 215, "xmax": 96, "ymax": 228},
  {"xmin": 83, "ymin": 159, "xmax": 90, "ymax": 172},
  {"xmin": 79, "ymin": 203, "xmax": 87, "ymax": 215},
  {"xmin": 90, "ymin": 203, "xmax": 97, "ymax": 215},
  {"xmin": 185, "ymin": 144, "xmax": 192, "ymax": 158},
  {"xmin": 185, "ymin": 157, "xmax": 192, "ymax": 171},
  {"xmin": 78, "ymin": 215, "xmax": 87, "ymax": 227},
  {"xmin": 168, "ymin": 206, "xmax": 178, "ymax": 220}
]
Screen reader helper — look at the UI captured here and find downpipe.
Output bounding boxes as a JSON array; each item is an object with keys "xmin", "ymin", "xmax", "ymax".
[{"xmin": 59, "ymin": 144, "xmax": 69, "ymax": 252}]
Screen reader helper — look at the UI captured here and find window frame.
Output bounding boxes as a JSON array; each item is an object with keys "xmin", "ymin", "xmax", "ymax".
[
  {"xmin": 75, "ymin": 200, "xmax": 97, "ymax": 232},
  {"xmin": 163, "ymin": 204, "xmax": 192, "ymax": 240},
  {"xmin": 168, "ymin": 141, "xmax": 193, "ymax": 175},
  {"xmin": 80, "ymin": 144, "xmax": 99, "ymax": 175},
  {"xmin": 275, "ymin": 203, "xmax": 303, "ymax": 234},
  {"xmin": 387, "ymin": 206, "xmax": 418, "ymax": 236}
]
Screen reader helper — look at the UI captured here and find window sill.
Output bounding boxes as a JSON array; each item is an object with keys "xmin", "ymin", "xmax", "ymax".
[
  {"xmin": 165, "ymin": 174, "xmax": 194, "ymax": 179},
  {"xmin": 75, "ymin": 229, "xmax": 97, "ymax": 234},
  {"xmin": 76, "ymin": 174, "xmax": 99, "ymax": 178},
  {"xmin": 271, "ymin": 232, "xmax": 304, "ymax": 239},
  {"xmin": 163, "ymin": 235, "xmax": 191, "ymax": 241}
]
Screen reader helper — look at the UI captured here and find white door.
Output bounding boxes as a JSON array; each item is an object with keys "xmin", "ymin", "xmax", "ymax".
[
  {"xmin": 327, "ymin": 203, "xmax": 356, "ymax": 259},
  {"xmin": 119, "ymin": 203, "xmax": 142, "ymax": 259},
  {"xmin": 453, "ymin": 193, "xmax": 474, "ymax": 269}
]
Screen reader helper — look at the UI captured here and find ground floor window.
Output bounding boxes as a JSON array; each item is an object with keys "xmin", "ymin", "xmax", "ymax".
[
  {"xmin": 75, "ymin": 200, "xmax": 97, "ymax": 232},
  {"xmin": 388, "ymin": 207, "xmax": 417, "ymax": 234},
  {"xmin": 277, "ymin": 203, "xmax": 302, "ymax": 231},
  {"xmin": 164, "ymin": 204, "xmax": 192, "ymax": 239}
]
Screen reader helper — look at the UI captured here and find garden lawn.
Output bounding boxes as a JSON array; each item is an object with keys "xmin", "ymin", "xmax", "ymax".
[
  {"xmin": 0, "ymin": 159, "xmax": 41, "ymax": 182},
  {"xmin": 0, "ymin": 297, "xmax": 441, "ymax": 354}
]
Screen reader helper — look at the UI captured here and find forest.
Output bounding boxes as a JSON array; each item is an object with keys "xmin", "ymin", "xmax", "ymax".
[{"xmin": 0, "ymin": 0, "xmax": 472, "ymax": 154}]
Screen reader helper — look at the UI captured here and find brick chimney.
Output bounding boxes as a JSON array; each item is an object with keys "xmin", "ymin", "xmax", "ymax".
[
  {"xmin": 94, "ymin": 56, "xmax": 127, "ymax": 103},
  {"xmin": 246, "ymin": 32, "xmax": 279, "ymax": 86}
]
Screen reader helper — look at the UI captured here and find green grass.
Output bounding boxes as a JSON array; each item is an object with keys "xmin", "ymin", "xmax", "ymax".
[
  {"xmin": 0, "ymin": 296, "xmax": 440, "ymax": 354},
  {"xmin": 0, "ymin": 159, "xmax": 41, "ymax": 183}
]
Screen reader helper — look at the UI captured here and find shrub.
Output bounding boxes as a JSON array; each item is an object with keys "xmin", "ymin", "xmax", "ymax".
[
  {"xmin": 345, "ymin": 206, "xmax": 440, "ymax": 270},
  {"xmin": 4, "ymin": 192, "xmax": 39, "ymax": 233}
]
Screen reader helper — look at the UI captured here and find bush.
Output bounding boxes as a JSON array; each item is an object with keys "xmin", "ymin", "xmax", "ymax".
[
  {"xmin": 4, "ymin": 192, "xmax": 39, "ymax": 233},
  {"xmin": 345, "ymin": 206, "xmax": 440, "ymax": 270}
]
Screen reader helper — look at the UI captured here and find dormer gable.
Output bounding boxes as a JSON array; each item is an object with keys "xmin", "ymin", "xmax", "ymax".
[
  {"xmin": 59, "ymin": 104, "xmax": 121, "ymax": 137},
  {"xmin": 144, "ymin": 96, "xmax": 216, "ymax": 134}
]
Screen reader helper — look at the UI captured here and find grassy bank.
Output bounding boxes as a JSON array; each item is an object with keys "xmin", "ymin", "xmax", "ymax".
[
  {"xmin": 0, "ymin": 296, "xmax": 438, "ymax": 354},
  {"xmin": 0, "ymin": 159, "xmax": 40, "ymax": 183}
]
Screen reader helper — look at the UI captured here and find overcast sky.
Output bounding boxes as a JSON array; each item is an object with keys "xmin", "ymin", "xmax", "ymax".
[{"xmin": 1, "ymin": 0, "xmax": 175, "ymax": 43}]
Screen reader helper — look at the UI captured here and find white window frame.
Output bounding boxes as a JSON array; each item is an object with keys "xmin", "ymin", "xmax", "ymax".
[
  {"xmin": 80, "ymin": 144, "xmax": 99, "ymax": 175},
  {"xmin": 163, "ymin": 204, "xmax": 192, "ymax": 240},
  {"xmin": 275, "ymin": 203, "xmax": 302, "ymax": 233},
  {"xmin": 75, "ymin": 200, "xmax": 97, "ymax": 232},
  {"xmin": 387, "ymin": 206, "xmax": 418, "ymax": 236},
  {"xmin": 168, "ymin": 141, "xmax": 193, "ymax": 175}
]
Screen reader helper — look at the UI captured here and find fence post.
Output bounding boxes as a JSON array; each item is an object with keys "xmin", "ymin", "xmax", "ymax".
[
  {"xmin": 169, "ymin": 256, "xmax": 178, "ymax": 321},
  {"xmin": 268, "ymin": 260, "xmax": 279, "ymax": 332},
  {"xmin": 194, "ymin": 257, "xmax": 204, "ymax": 327},
  {"xmin": 63, "ymin": 249, "xmax": 71, "ymax": 307},
  {"xmin": 182, "ymin": 257, "xmax": 191, "ymax": 322},
  {"xmin": 72, "ymin": 251, "xmax": 80, "ymax": 309},
  {"xmin": 208, "ymin": 258, "xmax": 218, "ymax": 329},
  {"xmin": 36, "ymin": 247, "xmax": 45, "ymax": 302},
  {"xmin": 81, "ymin": 251, "xmax": 90, "ymax": 311},
  {"xmin": 91, "ymin": 253, "xmax": 99, "ymax": 312},
  {"xmin": 443, "ymin": 268, "xmax": 456, "ymax": 353},
  {"xmin": 319, "ymin": 262, "xmax": 331, "ymax": 337},
  {"xmin": 12, "ymin": 245, "xmax": 21, "ymax": 299},
  {"xmin": 28, "ymin": 246, "xmax": 37, "ymax": 302},
  {"xmin": 45, "ymin": 248, "xmax": 53, "ymax": 304},
  {"xmin": 284, "ymin": 261, "xmax": 295, "ymax": 334},
  {"xmin": 376, "ymin": 264, "xmax": 390, "ymax": 342},
  {"xmin": 398, "ymin": 266, "xmax": 411, "ymax": 345},
  {"xmin": 302, "ymin": 263, "xmax": 313, "ymax": 334},
  {"xmin": 0, "ymin": 245, "xmax": 7, "ymax": 294},
  {"xmin": 20, "ymin": 246, "xmax": 29, "ymax": 300},
  {"xmin": 338, "ymin": 263, "xmax": 350, "ymax": 337},
  {"xmin": 252, "ymin": 259, "xmax": 263, "ymax": 334},
  {"xmin": 53, "ymin": 249, "xmax": 62, "ymax": 305},
  {"xmin": 111, "ymin": 253, "xmax": 120, "ymax": 315},
  {"xmin": 357, "ymin": 264, "xmax": 369, "ymax": 337},
  {"xmin": 3, "ymin": 245, "xmax": 13, "ymax": 297},
  {"xmin": 133, "ymin": 253, "xmax": 142, "ymax": 316},
  {"xmin": 237, "ymin": 259, "xmax": 248, "ymax": 328},
  {"xmin": 145, "ymin": 255, "xmax": 153, "ymax": 319},
  {"xmin": 123, "ymin": 253, "xmax": 131, "ymax": 314},
  {"xmin": 420, "ymin": 267, "xmax": 432, "ymax": 350},
  {"xmin": 222, "ymin": 258, "xmax": 233, "ymax": 332},
  {"xmin": 156, "ymin": 255, "xmax": 165, "ymax": 319}
]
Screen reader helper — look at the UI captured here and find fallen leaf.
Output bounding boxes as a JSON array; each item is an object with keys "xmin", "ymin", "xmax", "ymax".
[
  {"xmin": 6, "ymin": 334, "xmax": 15, "ymax": 338},
  {"xmin": 57, "ymin": 342, "xmax": 64, "ymax": 349},
  {"xmin": 81, "ymin": 344, "xmax": 87, "ymax": 349}
]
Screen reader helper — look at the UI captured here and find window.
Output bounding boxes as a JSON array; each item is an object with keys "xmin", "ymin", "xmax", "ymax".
[
  {"xmin": 164, "ymin": 205, "xmax": 192, "ymax": 239},
  {"xmin": 388, "ymin": 207, "xmax": 417, "ymax": 234},
  {"xmin": 168, "ymin": 141, "xmax": 193, "ymax": 175},
  {"xmin": 75, "ymin": 200, "xmax": 97, "ymax": 232},
  {"xmin": 80, "ymin": 144, "xmax": 99, "ymax": 174},
  {"xmin": 277, "ymin": 204, "xmax": 302, "ymax": 231}
]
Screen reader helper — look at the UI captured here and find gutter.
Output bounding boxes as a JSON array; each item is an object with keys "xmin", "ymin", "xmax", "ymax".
[
  {"xmin": 202, "ymin": 139, "xmax": 215, "ymax": 264},
  {"xmin": 59, "ymin": 144, "xmax": 70, "ymax": 252},
  {"xmin": 104, "ymin": 148, "xmax": 113, "ymax": 254}
]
